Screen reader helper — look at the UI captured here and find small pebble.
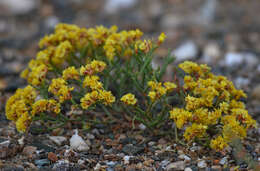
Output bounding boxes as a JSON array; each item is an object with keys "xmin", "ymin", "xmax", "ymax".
[
  {"xmin": 219, "ymin": 157, "xmax": 228, "ymax": 165},
  {"xmin": 184, "ymin": 168, "xmax": 192, "ymax": 171},
  {"xmin": 148, "ymin": 141, "xmax": 156, "ymax": 146},
  {"xmin": 86, "ymin": 133, "xmax": 95, "ymax": 139},
  {"xmin": 178, "ymin": 154, "xmax": 191, "ymax": 162},
  {"xmin": 197, "ymin": 160, "xmax": 207, "ymax": 168},
  {"xmin": 166, "ymin": 161, "xmax": 185, "ymax": 171},
  {"xmin": 34, "ymin": 159, "xmax": 50, "ymax": 167},
  {"xmin": 211, "ymin": 165, "xmax": 222, "ymax": 170},
  {"xmin": 138, "ymin": 123, "xmax": 146, "ymax": 130},
  {"xmin": 70, "ymin": 130, "xmax": 90, "ymax": 152},
  {"xmin": 123, "ymin": 155, "xmax": 131, "ymax": 165},
  {"xmin": 49, "ymin": 136, "xmax": 67, "ymax": 146}
]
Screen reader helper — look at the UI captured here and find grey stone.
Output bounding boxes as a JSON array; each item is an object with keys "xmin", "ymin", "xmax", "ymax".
[
  {"xmin": 49, "ymin": 136, "xmax": 67, "ymax": 146},
  {"xmin": 35, "ymin": 159, "xmax": 50, "ymax": 167},
  {"xmin": 122, "ymin": 144, "xmax": 144, "ymax": 155}
]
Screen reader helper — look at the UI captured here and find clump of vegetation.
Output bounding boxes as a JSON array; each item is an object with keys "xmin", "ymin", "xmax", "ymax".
[{"xmin": 5, "ymin": 23, "xmax": 256, "ymax": 151}]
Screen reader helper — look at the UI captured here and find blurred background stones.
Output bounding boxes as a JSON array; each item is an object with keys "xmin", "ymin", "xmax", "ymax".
[{"xmin": 0, "ymin": 0, "xmax": 260, "ymax": 123}]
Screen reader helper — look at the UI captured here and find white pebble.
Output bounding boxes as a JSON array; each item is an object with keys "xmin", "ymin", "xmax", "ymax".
[
  {"xmin": 197, "ymin": 159, "xmax": 207, "ymax": 168},
  {"xmin": 184, "ymin": 167, "xmax": 193, "ymax": 171},
  {"xmin": 123, "ymin": 155, "xmax": 131, "ymax": 165},
  {"xmin": 70, "ymin": 129, "xmax": 90, "ymax": 152}
]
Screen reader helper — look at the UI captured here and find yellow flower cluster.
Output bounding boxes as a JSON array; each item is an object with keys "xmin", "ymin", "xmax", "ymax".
[
  {"xmin": 80, "ymin": 90, "xmax": 115, "ymax": 109},
  {"xmin": 80, "ymin": 60, "xmax": 106, "ymax": 76},
  {"xmin": 183, "ymin": 124, "xmax": 208, "ymax": 141},
  {"xmin": 52, "ymin": 40, "xmax": 73, "ymax": 65},
  {"xmin": 20, "ymin": 23, "xmax": 166, "ymax": 87},
  {"xmin": 48, "ymin": 78, "xmax": 74, "ymax": 103},
  {"xmin": 120, "ymin": 93, "xmax": 137, "ymax": 105},
  {"xmin": 148, "ymin": 81, "xmax": 177, "ymax": 101},
  {"xmin": 5, "ymin": 86, "xmax": 37, "ymax": 132},
  {"xmin": 20, "ymin": 60, "xmax": 48, "ymax": 86},
  {"xmin": 62, "ymin": 66, "xmax": 80, "ymax": 80},
  {"xmin": 78, "ymin": 60, "xmax": 115, "ymax": 109},
  {"xmin": 31, "ymin": 99, "xmax": 60, "ymax": 116},
  {"xmin": 170, "ymin": 61, "xmax": 256, "ymax": 151},
  {"xmin": 210, "ymin": 136, "xmax": 228, "ymax": 151},
  {"xmin": 169, "ymin": 108, "xmax": 192, "ymax": 129}
]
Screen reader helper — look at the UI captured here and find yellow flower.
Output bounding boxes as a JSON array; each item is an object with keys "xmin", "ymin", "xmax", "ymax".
[
  {"xmin": 5, "ymin": 85, "xmax": 37, "ymax": 121},
  {"xmin": 170, "ymin": 108, "xmax": 192, "ymax": 129},
  {"xmin": 91, "ymin": 60, "xmax": 106, "ymax": 73},
  {"xmin": 16, "ymin": 112, "xmax": 31, "ymax": 132},
  {"xmin": 80, "ymin": 93, "xmax": 95, "ymax": 109},
  {"xmin": 62, "ymin": 66, "xmax": 80, "ymax": 80},
  {"xmin": 229, "ymin": 100, "xmax": 245, "ymax": 109},
  {"xmin": 48, "ymin": 99, "xmax": 61, "ymax": 114},
  {"xmin": 164, "ymin": 82, "xmax": 177, "ymax": 92},
  {"xmin": 83, "ymin": 75, "xmax": 103, "ymax": 90},
  {"xmin": 158, "ymin": 32, "xmax": 166, "ymax": 44},
  {"xmin": 148, "ymin": 91, "xmax": 156, "ymax": 102},
  {"xmin": 31, "ymin": 99, "xmax": 60, "ymax": 116},
  {"xmin": 139, "ymin": 40, "xmax": 152, "ymax": 53},
  {"xmin": 231, "ymin": 108, "xmax": 256, "ymax": 128},
  {"xmin": 80, "ymin": 60, "xmax": 106, "ymax": 75},
  {"xmin": 104, "ymin": 43, "xmax": 115, "ymax": 60},
  {"xmin": 221, "ymin": 115, "xmax": 247, "ymax": 142},
  {"xmin": 192, "ymin": 108, "xmax": 209, "ymax": 125},
  {"xmin": 99, "ymin": 90, "xmax": 115, "ymax": 105},
  {"xmin": 48, "ymin": 78, "xmax": 74, "ymax": 103},
  {"xmin": 121, "ymin": 93, "xmax": 137, "ymax": 105},
  {"xmin": 148, "ymin": 81, "xmax": 157, "ymax": 90},
  {"xmin": 123, "ymin": 48, "xmax": 133, "ymax": 59},
  {"xmin": 53, "ymin": 41, "xmax": 73, "ymax": 65},
  {"xmin": 36, "ymin": 47, "xmax": 55, "ymax": 64},
  {"xmin": 147, "ymin": 81, "xmax": 167, "ymax": 100},
  {"xmin": 21, "ymin": 85, "xmax": 37, "ymax": 103},
  {"xmin": 20, "ymin": 68, "xmax": 29, "ymax": 79},
  {"xmin": 185, "ymin": 95, "xmax": 204, "ymax": 110},
  {"xmin": 179, "ymin": 61, "xmax": 211, "ymax": 77},
  {"xmin": 24, "ymin": 64, "xmax": 48, "ymax": 86},
  {"xmin": 210, "ymin": 136, "xmax": 228, "ymax": 151},
  {"xmin": 184, "ymin": 124, "xmax": 208, "ymax": 141},
  {"xmin": 219, "ymin": 102, "xmax": 229, "ymax": 113},
  {"xmin": 183, "ymin": 75, "xmax": 197, "ymax": 90},
  {"xmin": 6, "ymin": 100, "xmax": 28, "ymax": 121},
  {"xmin": 31, "ymin": 99, "xmax": 48, "ymax": 116}
]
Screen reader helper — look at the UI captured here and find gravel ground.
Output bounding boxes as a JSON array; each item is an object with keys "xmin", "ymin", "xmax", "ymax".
[{"xmin": 0, "ymin": 0, "xmax": 260, "ymax": 170}]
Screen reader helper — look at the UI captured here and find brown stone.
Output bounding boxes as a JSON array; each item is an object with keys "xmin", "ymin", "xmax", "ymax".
[{"xmin": 48, "ymin": 152, "xmax": 58, "ymax": 162}]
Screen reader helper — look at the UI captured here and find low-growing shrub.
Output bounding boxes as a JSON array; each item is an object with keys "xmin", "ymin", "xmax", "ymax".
[{"xmin": 5, "ymin": 23, "xmax": 256, "ymax": 151}]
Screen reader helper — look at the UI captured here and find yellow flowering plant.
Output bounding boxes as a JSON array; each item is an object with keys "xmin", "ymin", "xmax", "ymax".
[
  {"xmin": 6, "ymin": 23, "xmax": 174, "ymax": 133},
  {"xmin": 170, "ymin": 61, "xmax": 257, "ymax": 151},
  {"xmin": 5, "ymin": 23, "xmax": 257, "ymax": 152}
]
